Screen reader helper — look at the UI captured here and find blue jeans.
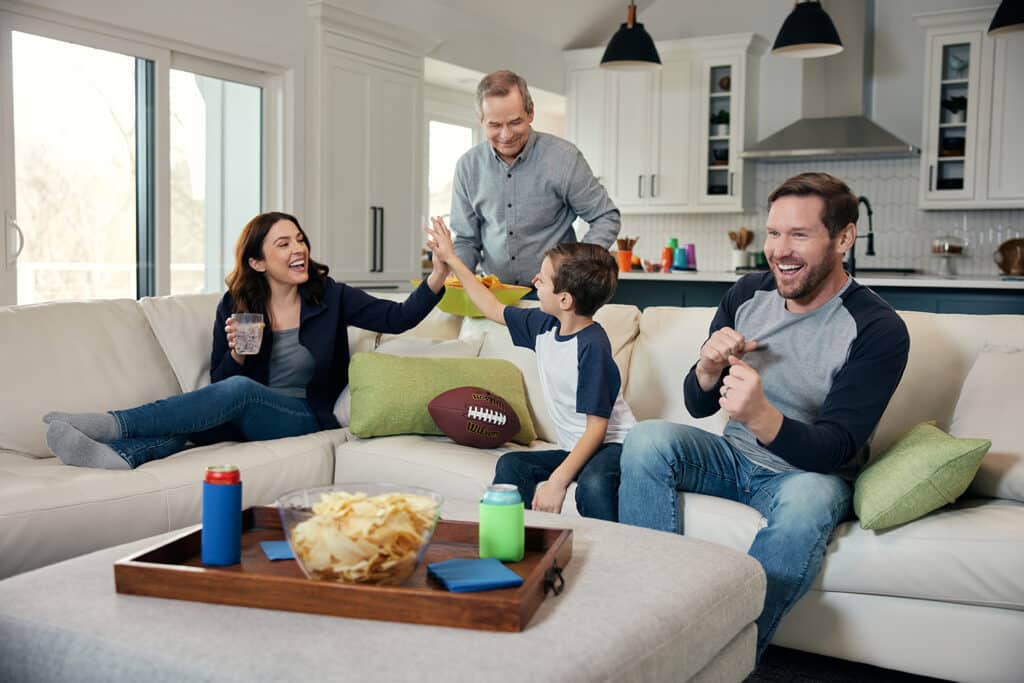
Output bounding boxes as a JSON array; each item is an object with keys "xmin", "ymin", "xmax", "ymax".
[
  {"xmin": 108, "ymin": 376, "xmax": 320, "ymax": 468},
  {"xmin": 618, "ymin": 420, "xmax": 852, "ymax": 657},
  {"xmin": 493, "ymin": 443, "xmax": 622, "ymax": 521}
]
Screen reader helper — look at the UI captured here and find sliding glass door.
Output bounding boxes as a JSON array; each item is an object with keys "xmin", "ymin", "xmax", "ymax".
[{"xmin": 0, "ymin": 10, "xmax": 267, "ymax": 305}]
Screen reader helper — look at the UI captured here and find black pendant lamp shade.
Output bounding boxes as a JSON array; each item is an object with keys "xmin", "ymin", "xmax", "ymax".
[
  {"xmin": 989, "ymin": 0, "xmax": 1024, "ymax": 35},
  {"xmin": 772, "ymin": 1, "xmax": 843, "ymax": 58},
  {"xmin": 600, "ymin": 2, "xmax": 661, "ymax": 71}
]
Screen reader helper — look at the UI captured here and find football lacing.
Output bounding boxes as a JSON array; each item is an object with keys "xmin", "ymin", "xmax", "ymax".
[{"xmin": 467, "ymin": 406, "xmax": 507, "ymax": 425}]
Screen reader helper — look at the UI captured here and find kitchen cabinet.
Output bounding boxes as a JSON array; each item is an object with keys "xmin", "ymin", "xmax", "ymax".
[
  {"xmin": 564, "ymin": 34, "xmax": 763, "ymax": 215},
  {"xmin": 919, "ymin": 8, "xmax": 1024, "ymax": 209},
  {"xmin": 307, "ymin": 3, "xmax": 428, "ymax": 284}
]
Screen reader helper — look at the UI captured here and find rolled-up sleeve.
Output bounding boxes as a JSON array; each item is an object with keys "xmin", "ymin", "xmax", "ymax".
[
  {"xmin": 450, "ymin": 160, "xmax": 482, "ymax": 272},
  {"xmin": 564, "ymin": 151, "xmax": 620, "ymax": 248}
]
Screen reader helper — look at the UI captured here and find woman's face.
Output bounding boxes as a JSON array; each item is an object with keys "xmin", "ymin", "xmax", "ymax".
[{"xmin": 249, "ymin": 219, "xmax": 310, "ymax": 287}]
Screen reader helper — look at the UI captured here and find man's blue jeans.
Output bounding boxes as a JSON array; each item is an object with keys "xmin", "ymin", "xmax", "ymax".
[
  {"xmin": 618, "ymin": 420, "xmax": 852, "ymax": 657},
  {"xmin": 108, "ymin": 376, "xmax": 320, "ymax": 468},
  {"xmin": 493, "ymin": 443, "xmax": 622, "ymax": 521}
]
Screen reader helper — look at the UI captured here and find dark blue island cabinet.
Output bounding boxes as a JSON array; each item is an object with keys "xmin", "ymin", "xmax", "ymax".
[{"xmin": 612, "ymin": 278, "xmax": 1024, "ymax": 315}]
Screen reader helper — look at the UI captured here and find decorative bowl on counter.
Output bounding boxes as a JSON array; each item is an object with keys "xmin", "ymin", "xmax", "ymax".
[{"xmin": 994, "ymin": 238, "xmax": 1024, "ymax": 276}]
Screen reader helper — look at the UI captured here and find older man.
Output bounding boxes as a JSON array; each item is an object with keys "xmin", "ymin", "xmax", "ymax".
[
  {"xmin": 618, "ymin": 172, "xmax": 910, "ymax": 660},
  {"xmin": 449, "ymin": 70, "xmax": 620, "ymax": 286}
]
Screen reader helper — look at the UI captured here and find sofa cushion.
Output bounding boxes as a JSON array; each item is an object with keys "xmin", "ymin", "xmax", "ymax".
[
  {"xmin": 138, "ymin": 292, "xmax": 222, "ymax": 393},
  {"xmin": 854, "ymin": 422, "xmax": 990, "ymax": 530},
  {"xmin": 347, "ymin": 354, "xmax": 536, "ymax": 445},
  {"xmin": 950, "ymin": 347, "xmax": 1024, "ymax": 502},
  {"xmin": 333, "ymin": 334, "xmax": 485, "ymax": 427},
  {"xmin": 0, "ymin": 299, "xmax": 183, "ymax": 457}
]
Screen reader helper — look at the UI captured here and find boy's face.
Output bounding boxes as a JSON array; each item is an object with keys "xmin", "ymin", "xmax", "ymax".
[{"xmin": 531, "ymin": 256, "xmax": 565, "ymax": 316}]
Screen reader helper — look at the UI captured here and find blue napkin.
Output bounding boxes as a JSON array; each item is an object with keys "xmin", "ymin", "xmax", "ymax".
[
  {"xmin": 260, "ymin": 540, "xmax": 295, "ymax": 561},
  {"xmin": 427, "ymin": 558, "xmax": 524, "ymax": 593}
]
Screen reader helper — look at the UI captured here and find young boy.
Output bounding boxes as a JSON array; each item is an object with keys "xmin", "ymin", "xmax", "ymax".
[{"xmin": 426, "ymin": 217, "xmax": 635, "ymax": 521}]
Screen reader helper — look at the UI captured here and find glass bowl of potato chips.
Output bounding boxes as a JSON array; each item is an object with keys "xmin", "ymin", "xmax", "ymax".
[{"xmin": 277, "ymin": 483, "xmax": 444, "ymax": 585}]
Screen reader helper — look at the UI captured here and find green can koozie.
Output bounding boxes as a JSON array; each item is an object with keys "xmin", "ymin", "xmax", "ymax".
[{"xmin": 479, "ymin": 484, "xmax": 525, "ymax": 562}]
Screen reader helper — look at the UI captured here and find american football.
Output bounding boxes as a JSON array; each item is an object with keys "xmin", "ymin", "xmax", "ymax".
[{"xmin": 427, "ymin": 386, "xmax": 520, "ymax": 449}]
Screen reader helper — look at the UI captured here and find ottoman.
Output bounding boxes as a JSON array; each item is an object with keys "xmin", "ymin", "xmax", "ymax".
[{"xmin": 0, "ymin": 499, "xmax": 766, "ymax": 682}]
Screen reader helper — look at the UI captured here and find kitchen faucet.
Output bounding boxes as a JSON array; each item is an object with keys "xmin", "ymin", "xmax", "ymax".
[{"xmin": 847, "ymin": 195, "xmax": 875, "ymax": 277}]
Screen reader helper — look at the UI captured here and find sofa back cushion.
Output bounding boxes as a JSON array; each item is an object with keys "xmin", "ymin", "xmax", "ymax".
[
  {"xmin": 0, "ymin": 299, "xmax": 182, "ymax": 457},
  {"xmin": 139, "ymin": 293, "xmax": 222, "ymax": 392},
  {"xmin": 873, "ymin": 312, "xmax": 1024, "ymax": 456},
  {"xmin": 626, "ymin": 307, "xmax": 727, "ymax": 434}
]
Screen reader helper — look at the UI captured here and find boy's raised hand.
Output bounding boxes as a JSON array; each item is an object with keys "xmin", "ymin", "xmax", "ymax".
[{"xmin": 425, "ymin": 216, "xmax": 457, "ymax": 266}]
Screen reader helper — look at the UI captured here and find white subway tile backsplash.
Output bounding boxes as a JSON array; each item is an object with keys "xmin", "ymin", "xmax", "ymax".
[{"xmin": 620, "ymin": 159, "xmax": 1024, "ymax": 275}]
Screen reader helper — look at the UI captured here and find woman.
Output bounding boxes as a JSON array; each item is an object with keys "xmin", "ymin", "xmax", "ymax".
[{"xmin": 44, "ymin": 211, "xmax": 449, "ymax": 469}]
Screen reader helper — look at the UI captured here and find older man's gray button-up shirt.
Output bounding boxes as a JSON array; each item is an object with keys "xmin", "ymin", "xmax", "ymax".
[{"xmin": 450, "ymin": 130, "xmax": 620, "ymax": 286}]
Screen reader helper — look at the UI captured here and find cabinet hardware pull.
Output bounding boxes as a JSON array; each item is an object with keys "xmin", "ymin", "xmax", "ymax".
[
  {"xmin": 728, "ymin": 172, "xmax": 734, "ymax": 196},
  {"xmin": 928, "ymin": 165, "xmax": 934, "ymax": 192},
  {"xmin": 650, "ymin": 174, "xmax": 657, "ymax": 198},
  {"xmin": 377, "ymin": 206, "xmax": 385, "ymax": 272},
  {"xmin": 637, "ymin": 175, "xmax": 643, "ymax": 198},
  {"xmin": 370, "ymin": 207, "xmax": 378, "ymax": 273}
]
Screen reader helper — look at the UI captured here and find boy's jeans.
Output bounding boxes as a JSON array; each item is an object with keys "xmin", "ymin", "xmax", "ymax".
[
  {"xmin": 109, "ymin": 376, "xmax": 319, "ymax": 468},
  {"xmin": 618, "ymin": 420, "xmax": 852, "ymax": 657},
  {"xmin": 494, "ymin": 443, "xmax": 622, "ymax": 521}
]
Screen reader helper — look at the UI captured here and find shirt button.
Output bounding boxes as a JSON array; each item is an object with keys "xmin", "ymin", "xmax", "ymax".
[
  {"xmin": 507, "ymin": 173, "xmax": 512, "ymax": 178},
  {"xmin": 508, "ymin": 231, "xmax": 513, "ymax": 235},
  {"xmin": 511, "ymin": 256, "xmax": 516, "ymax": 260},
  {"xmin": 507, "ymin": 203, "xmax": 512, "ymax": 208}
]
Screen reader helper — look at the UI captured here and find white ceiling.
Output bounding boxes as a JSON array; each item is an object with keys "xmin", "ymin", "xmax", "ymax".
[{"xmin": 431, "ymin": 0, "xmax": 659, "ymax": 51}]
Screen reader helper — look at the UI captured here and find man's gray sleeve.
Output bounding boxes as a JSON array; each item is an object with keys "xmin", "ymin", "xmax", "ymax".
[
  {"xmin": 449, "ymin": 166, "xmax": 482, "ymax": 272},
  {"xmin": 565, "ymin": 150, "xmax": 620, "ymax": 248}
]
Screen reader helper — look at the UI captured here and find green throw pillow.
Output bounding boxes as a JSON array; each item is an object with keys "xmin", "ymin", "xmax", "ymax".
[
  {"xmin": 854, "ymin": 421, "xmax": 990, "ymax": 530},
  {"xmin": 348, "ymin": 353, "xmax": 536, "ymax": 445}
]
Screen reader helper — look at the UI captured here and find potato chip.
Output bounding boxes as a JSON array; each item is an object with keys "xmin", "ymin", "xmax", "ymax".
[
  {"xmin": 442, "ymin": 273, "xmax": 508, "ymax": 290},
  {"xmin": 291, "ymin": 490, "xmax": 440, "ymax": 584}
]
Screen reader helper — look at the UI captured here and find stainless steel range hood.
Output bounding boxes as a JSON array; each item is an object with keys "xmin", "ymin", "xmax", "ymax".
[
  {"xmin": 742, "ymin": 0, "xmax": 919, "ymax": 161},
  {"xmin": 742, "ymin": 116, "xmax": 918, "ymax": 160}
]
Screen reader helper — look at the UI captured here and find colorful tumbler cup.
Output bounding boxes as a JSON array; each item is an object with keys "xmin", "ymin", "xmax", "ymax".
[
  {"xmin": 616, "ymin": 250, "xmax": 633, "ymax": 273},
  {"xmin": 673, "ymin": 247, "xmax": 689, "ymax": 270}
]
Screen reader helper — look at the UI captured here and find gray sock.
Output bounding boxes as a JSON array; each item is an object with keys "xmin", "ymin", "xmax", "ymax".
[
  {"xmin": 43, "ymin": 411, "xmax": 120, "ymax": 442},
  {"xmin": 46, "ymin": 421, "xmax": 130, "ymax": 470}
]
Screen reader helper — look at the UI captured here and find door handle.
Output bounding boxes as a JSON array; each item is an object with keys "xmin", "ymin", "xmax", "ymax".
[
  {"xmin": 5, "ymin": 213, "xmax": 24, "ymax": 267},
  {"xmin": 650, "ymin": 174, "xmax": 657, "ymax": 198},
  {"xmin": 637, "ymin": 175, "xmax": 644, "ymax": 198}
]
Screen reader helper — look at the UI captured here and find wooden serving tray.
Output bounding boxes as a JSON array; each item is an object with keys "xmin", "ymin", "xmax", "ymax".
[{"xmin": 114, "ymin": 506, "xmax": 573, "ymax": 632}]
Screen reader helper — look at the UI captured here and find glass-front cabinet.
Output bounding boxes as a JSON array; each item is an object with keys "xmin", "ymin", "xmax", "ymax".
[
  {"xmin": 922, "ymin": 32, "xmax": 979, "ymax": 202},
  {"xmin": 918, "ymin": 8, "xmax": 1024, "ymax": 209},
  {"xmin": 698, "ymin": 60, "xmax": 737, "ymax": 207}
]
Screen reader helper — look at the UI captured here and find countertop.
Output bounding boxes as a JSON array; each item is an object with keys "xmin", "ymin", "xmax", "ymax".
[{"xmin": 618, "ymin": 270, "xmax": 1024, "ymax": 290}]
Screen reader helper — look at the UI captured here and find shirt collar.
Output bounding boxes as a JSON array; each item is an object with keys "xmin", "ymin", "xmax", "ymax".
[{"xmin": 490, "ymin": 128, "xmax": 538, "ymax": 167}]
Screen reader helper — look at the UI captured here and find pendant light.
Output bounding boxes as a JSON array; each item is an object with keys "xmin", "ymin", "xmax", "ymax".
[
  {"xmin": 989, "ymin": 0, "xmax": 1024, "ymax": 35},
  {"xmin": 600, "ymin": 1, "xmax": 661, "ymax": 71},
  {"xmin": 771, "ymin": 0, "xmax": 843, "ymax": 58}
]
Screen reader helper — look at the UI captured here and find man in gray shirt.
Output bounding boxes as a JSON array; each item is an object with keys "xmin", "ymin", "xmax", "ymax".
[{"xmin": 449, "ymin": 70, "xmax": 621, "ymax": 286}]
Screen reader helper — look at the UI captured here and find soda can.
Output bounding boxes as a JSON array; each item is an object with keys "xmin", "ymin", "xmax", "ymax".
[
  {"xmin": 482, "ymin": 483, "xmax": 522, "ymax": 506},
  {"xmin": 479, "ymin": 484, "xmax": 525, "ymax": 562},
  {"xmin": 201, "ymin": 465, "xmax": 242, "ymax": 566}
]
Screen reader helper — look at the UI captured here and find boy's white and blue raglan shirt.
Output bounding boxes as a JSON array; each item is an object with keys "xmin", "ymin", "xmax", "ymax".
[{"xmin": 504, "ymin": 307, "xmax": 636, "ymax": 451}]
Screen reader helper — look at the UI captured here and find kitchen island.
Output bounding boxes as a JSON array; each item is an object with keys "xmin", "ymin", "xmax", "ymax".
[{"xmin": 613, "ymin": 271, "xmax": 1024, "ymax": 314}]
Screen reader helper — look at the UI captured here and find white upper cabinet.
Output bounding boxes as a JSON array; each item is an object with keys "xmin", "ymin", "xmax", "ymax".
[
  {"xmin": 564, "ymin": 34, "xmax": 762, "ymax": 215},
  {"xmin": 307, "ymin": 3, "xmax": 428, "ymax": 284},
  {"xmin": 919, "ymin": 9, "xmax": 1024, "ymax": 209}
]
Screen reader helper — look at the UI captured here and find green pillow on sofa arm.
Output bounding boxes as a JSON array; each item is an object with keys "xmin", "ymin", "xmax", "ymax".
[
  {"xmin": 347, "ymin": 353, "xmax": 537, "ymax": 446},
  {"xmin": 854, "ymin": 421, "xmax": 991, "ymax": 530}
]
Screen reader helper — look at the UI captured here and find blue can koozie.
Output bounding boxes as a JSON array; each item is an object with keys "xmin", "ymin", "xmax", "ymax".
[{"xmin": 201, "ymin": 465, "xmax": 242, "ymax": 566}]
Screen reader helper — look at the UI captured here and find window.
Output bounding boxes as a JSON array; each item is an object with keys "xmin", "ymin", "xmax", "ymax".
[
  {"xmin": 427, "ymin": 119, "xmax": 474, "ymax": 219},
  {"xmin": 1, "ymin": 13, "xmax": 273, "ymax": 305}
]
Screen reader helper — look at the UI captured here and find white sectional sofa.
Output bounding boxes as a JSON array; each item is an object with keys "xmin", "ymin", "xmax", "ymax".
[{"xmin": 1, "ymin": 291, "xmax": 1022, "ymax": 683}]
